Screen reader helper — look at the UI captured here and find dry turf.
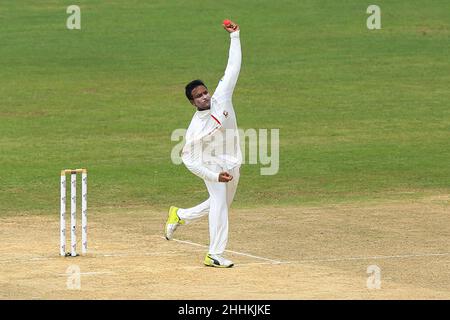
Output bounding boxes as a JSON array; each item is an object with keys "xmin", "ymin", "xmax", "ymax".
[{"xmin": 0, "ymin": 195, "xmax": 449, "ymax": 299}]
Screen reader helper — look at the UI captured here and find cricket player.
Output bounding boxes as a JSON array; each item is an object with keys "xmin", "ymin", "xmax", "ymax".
[{"xmin": 165, "ymin": 20, "xmax": 242, "ymax": 268}]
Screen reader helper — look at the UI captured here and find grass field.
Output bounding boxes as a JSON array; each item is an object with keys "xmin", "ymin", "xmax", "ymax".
[{"xmin": 0, "ymin": 1, "xmax": 449, "ymax": 300}]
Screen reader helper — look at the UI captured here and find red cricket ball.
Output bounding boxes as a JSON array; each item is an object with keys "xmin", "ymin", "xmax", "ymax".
[{"xmin": 223, "ymin": 19, "xmax": 231, "ymax": 27}]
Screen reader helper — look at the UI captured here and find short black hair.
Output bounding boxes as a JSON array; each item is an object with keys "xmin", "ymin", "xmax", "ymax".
[{"xmin": 185, "ymin": 79, "xmax": 207, "ymax": 101}]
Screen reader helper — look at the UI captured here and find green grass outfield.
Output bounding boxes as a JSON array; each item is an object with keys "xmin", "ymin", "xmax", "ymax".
[{"xmin": 1, "ymin": 0, "xmax": 449, "ymax": 215}]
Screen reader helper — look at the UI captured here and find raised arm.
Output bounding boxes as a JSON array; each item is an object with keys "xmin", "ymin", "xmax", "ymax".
[{"xmin": 212, "ymin": 21, "xmax": 242, "ymax": 102}]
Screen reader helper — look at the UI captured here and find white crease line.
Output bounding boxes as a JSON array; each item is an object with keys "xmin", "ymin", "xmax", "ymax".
[
  {"xmin": 180, "ymin": 261, "xmax": 292, "ymax": 270},
  {"xmin": 294, "ymin": 252, "xmax": 450, "ymax": 263},
  {"xmin": 55, "ymin": 271, "xmax": 114, "ymax": 276},
  {"xmin": 1, "ymin": 250, "xmax": 448, "ymax": 266},
  {"xmin": 166, "ymin": 237, "xmax": 285, "ymax": 264},
  {"xmin": 236, "ymin": 261, "xmax": 292, "ymax": 266},
  {"xmin": 0, "ymin": 250, "xmax": 204, "ymax": 264},
  {"xmin": 165, "ymin": 237, "xmax": 450, "ymax": 265},
  {"xmin": 180, "ymin": 252, "xmax": 450, "ymax": 269},
  {"xmin": 96, "ymin": 249, "xmax": 204, "ymax": 258},
  {"xmin": 225, "ymin": 249, "xmax": 285, "ymax": 264},
  {"xmin": 0, "ymin": 256, "xmax": 60, "ymax": 263}
]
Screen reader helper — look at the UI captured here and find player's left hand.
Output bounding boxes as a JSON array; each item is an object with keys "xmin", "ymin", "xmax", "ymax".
[{"xmin": 218, "ymin": 171, "xmax": 233, "ymax": 182}]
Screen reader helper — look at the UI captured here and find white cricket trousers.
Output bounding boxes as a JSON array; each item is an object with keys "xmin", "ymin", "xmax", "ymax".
[{"xmin": 177, "ymin": 166, "xmax": 240, "ymax": 255}]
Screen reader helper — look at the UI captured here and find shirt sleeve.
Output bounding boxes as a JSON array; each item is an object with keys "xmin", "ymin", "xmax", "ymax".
[
  {"xmin": 181, "ymin": 142, "xmax": 220, "ymax": 182},
  {"xmin": 212, "ymin": 30, "xmax": 242, "ymax": 103}
]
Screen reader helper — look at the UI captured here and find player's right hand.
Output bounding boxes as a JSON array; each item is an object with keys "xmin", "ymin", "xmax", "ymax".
[
  {"xmin": 219, "ymin": 172, "xmax": 233, "ymax": 182},
  {"xmin": 223, "ymin": 20, "xmax": 239, "ymax": 33}
]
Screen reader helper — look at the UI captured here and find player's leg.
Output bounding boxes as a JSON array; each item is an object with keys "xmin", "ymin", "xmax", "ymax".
[
  {"xmin": 177, "ymin": 199, "xmax": 210, "ymax": 224},
  {"xmin": 203, "ymin": 166, "xmax": 239, "ymax": 267},
  {"xmin": 203, "ymin": 180, "xmax": 233, "ymax": 267},
  {"xmin": 164, "ymin": 199, "xmax": 210, "ymax": 240},
  {"xmin": 205, "ymin": 181, "xmax": 228, "ymax": 255},
  {"xmin": 226, "ymin": 166, "xmax": 240, "ymax": 208}
]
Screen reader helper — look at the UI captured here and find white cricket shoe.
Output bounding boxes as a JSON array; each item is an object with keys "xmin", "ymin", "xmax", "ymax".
[
  {"xmin": 204, "ymin": 253, "xmax": 234, "ymax": 268},
  {"xmin": 164, "ymin": 206, "xmax": 185, "ymax": 240}
]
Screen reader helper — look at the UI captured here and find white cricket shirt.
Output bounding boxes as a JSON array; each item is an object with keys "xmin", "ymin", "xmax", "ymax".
[{"xmin": 181, "ymin": 30, "xmax": 242, "ymax": 182}]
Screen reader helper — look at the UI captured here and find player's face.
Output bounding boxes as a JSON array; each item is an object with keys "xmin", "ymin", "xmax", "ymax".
[{"xmin": 190, "ymin": 85, "xmax": 211, "ymax": 110}]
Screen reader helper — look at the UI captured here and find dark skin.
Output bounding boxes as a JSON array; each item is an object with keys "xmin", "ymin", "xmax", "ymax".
[
  {"xmin": 186, "ymin": 21, "xmax": 240, "ymax": 183},
  {"xmin": 189, "ymin": 85, "xmax": 211, "ymax": 111}
]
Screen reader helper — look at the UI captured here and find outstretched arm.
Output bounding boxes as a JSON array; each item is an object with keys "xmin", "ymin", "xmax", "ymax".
[{"xmin": 212, "ymin": 21, "xmax": 242, "ymax": 102}]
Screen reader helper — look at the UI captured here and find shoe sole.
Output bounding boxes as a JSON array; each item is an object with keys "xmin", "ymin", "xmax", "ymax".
[
  {"xmin": 164, "ymin": 206, "xmax": 179, "ymax": 240},
  {"xmin": 204, "ymin": 255, "xmax": 234, "ymax": 268},
  {"xmin": 164, "ymin": 224, "xmax": 171, "ymax": 240},
  {"xmin": 204, "ymin": 263, "xmax": 234, "ymax": 268},
  {"xmin": 164, "ymin": 223, "xmax": 170, "ymax": 240}
]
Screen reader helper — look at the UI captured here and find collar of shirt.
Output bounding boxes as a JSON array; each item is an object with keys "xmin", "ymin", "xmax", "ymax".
[{"xmin": 195, "ymin": 109, "xmax": 211, "ymax": 119}]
